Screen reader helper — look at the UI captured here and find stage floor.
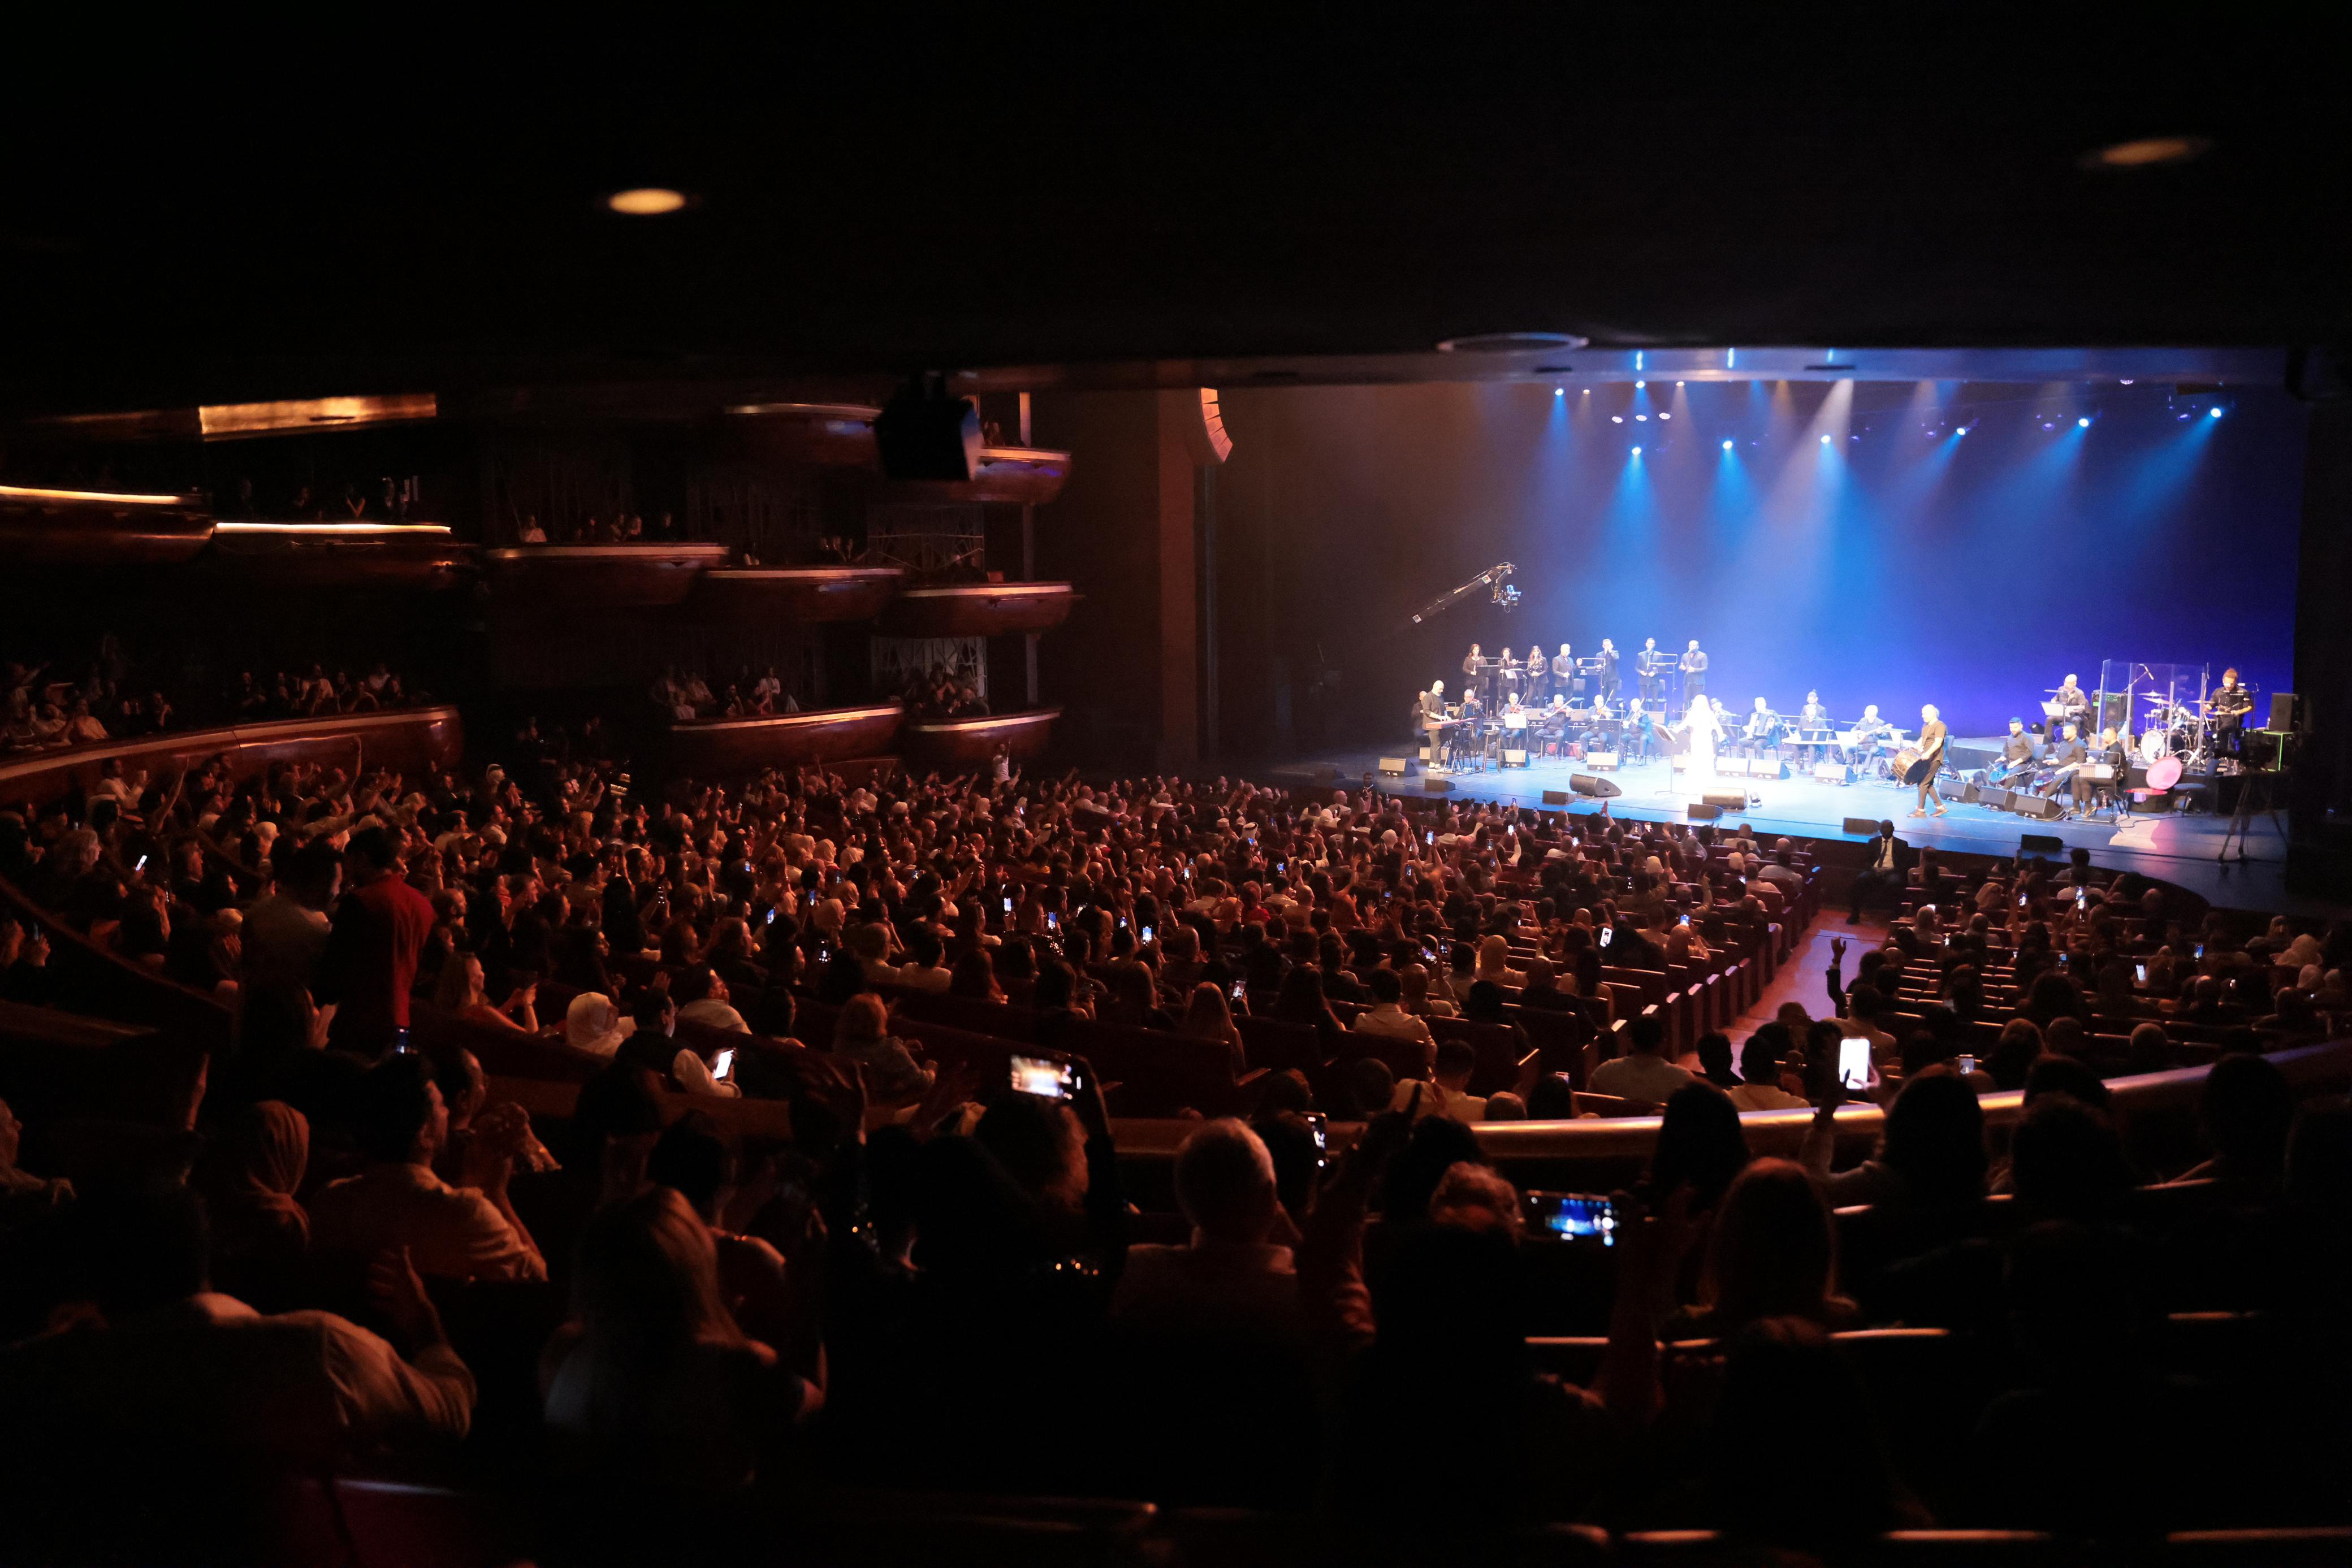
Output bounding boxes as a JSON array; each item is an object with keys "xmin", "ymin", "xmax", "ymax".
[{"xmin": 1262, "ymin": 743, "xmax": 2329, "ymax": 916}]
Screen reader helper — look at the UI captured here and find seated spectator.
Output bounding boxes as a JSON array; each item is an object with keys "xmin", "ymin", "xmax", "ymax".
[
  {"xmin": 831, "ymin": 993, "xmax": 934, "ymax": 1103},
  {"xmin": 1389, "ymin": 1039, "xmax": 1486, "ymax": 1124},
  {"xmin": 1589, "ymin": 1013, "xmax": 1692, "ymax": 1105},
  {"xmin": 541, "ymin": 1185, "xmax": 820, "ymax": 1492},
  {"xmin": 0, "ymin": 1095, "xmax": 72, "ymax": 1230},
  {"xmin": 1668, "ymin": 1158, "xmax": 1853, "ymax": 1339},
  {"xmin": 1728, "ymin": 1023, "xmax": 1808, "ymax": 1111},
  {"xmin": 1179, "ymin": 982, "xmax": 1248, "ymax": 1076},
  {"xmin": 675, "ymin": 965, "xmax": 751, "ymax": 1034},
  {"xmin": 308, "ymin": 1054, "xmax": 547, "ymax": 1284},
  {"xmin": 1351, "ymin": 965, "xmax": 1435, "ymax": 1051},
  {"xmin": 2171, "ymin": 1051, "xmax": 2294, "ymax": 1196},
  {"xmin": 1112, "ymin": 1119, "xmax": 1303, "ymax": 1344},
  {"xmin": 948, "ymin": 946, "xmax": 1005, "ymax": 1001},
  {"xmin": 1400, "ymin": 961, "xmax": 1455, "ymax": 1019},
  {"xmin": 1650, "ymin": 1081, "xmax": 1751, "ymax": 1215},
  {"xmin": 195, "ymin": 1101, "xmax": 310, "ymax": 1306},
  {"xmin": 433, "ymin": 952, "xmax": 539, "ymax": 1033},
  {"xmin": 1694, "ymin": 1030, "xmax": 1740, "ymax": 1089},
  {"xmin": 566, "ymin": 992, "xmax": 635, "ymax": 1058},
  {"xmin": 1098, "ymin": 960, "xmax": 1176, "ymax": 1030},
  {"xmin": 1804, "ymin": 1069, "xmax": 1987, "ymax": 1212},
  {"xmin": 1474, "ymin": 934, "xmax": 1525, "ymax": 990}
]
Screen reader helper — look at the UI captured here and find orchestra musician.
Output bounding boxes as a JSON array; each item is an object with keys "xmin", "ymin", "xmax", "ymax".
[
  {"xmin": 1624, "ymin": 695, "xmax": 1654, "ymax": 760},
  {"xmin": 1463, "ymin": 644, "xmax": 1486, "ymax": 704},
  {"xmin": 2210, "ymin": 667, "xmax": 2254, "ymax": 757},
  {"xmin": 1741, "ymin": 696, "xmax": 1780, "ymax": 757},
  {"xmin": 1909, "ymin": 703, "xmax": 1949, "ymax": 817},
  {"xmin": 1679, "ymin": 639, "xmax": 1709, "ymax": 703},
  {"xmin": 2075, "ymin": 726, "xmax": 2126, "ymax": 813},
  {"xmin": 1992, "ymin": 717, "xmax": 2036, "ymax": 784},
  {"xmin": 2052, "ymin": 672, "xmax": 2091, "ymax": 731},
  {"xmin": 1552, "ymin": 643, "xmax": 1577, "ymax": 699},
  {"xmin": 1597, "ymin": 638, "xmax": 1622, "ymax": 701},
  {"xmin": 1523, "ymin": 643, "xmax": 1549, "ymax": 705},
  {"xmin": 1636, "ymin": 638, "xmax": 1667, "ymax": 702},
  {"xmin": 1848, "ymin": 703, "xmax": 1895, "ymax": 766},
  {"xmin": 1497, "ymin": 647, "xmax": 1524, "ymax": 706},
  {"xmin": 1798, "ymin": 690, "xmax": 1828, "ymax": 729},
  {"xmin": 2039, "ymin": 722, "xmax": 2087, "ymax": 799}
]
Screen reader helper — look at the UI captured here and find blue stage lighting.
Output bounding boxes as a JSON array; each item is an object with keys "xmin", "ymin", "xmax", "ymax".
[
  {"xmin": 1635, "ymin": 380, "xmax": 1646, "ymax": 389},
  {"xmin": 2078, "ymin": 417, "xmax": 2091, "ymax": 428},
  {"xmin": 2209, "ymin": 406, "xmax": 2224, "ymax": 418},
  {"xmin": 1554, "ymin": 387, "xmax": 1564, "ymax": 396},
  {"xmin": 1722, "ymin": 439, "xmax": 1733, "ymax": 451},
  {"xmin": 1635, "ymin": 414, "xmax": 1648, "ymax": 422},
  {"xmin": 1611, "ymin": 415, "xmax": 1623, "ymax": 423},
  {"xmin": 1956, "ymin": 427, "xmax": 1968, "ymax": 436},
  {"xmin": 1658, "ymin": 412, "xmax": 1671, "ymax": 420},
  {"xmin": 1631, "ymin": 445, "xmax": 1642, "ymax": 455},
  {"xmin": 1819, "ymin": 434, "xmax": 1832, "ymax": 444}
]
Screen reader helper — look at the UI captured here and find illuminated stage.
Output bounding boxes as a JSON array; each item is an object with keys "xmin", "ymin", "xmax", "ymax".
[{"xmin": 1265, "ymin": 742, "xmax": 2316, "ymax": 915}]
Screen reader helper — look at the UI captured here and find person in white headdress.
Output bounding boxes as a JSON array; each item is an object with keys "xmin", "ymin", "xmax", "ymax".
[{"xmin": 1684, "ymin": 691, "xmax": 1724, "ymax": 794}]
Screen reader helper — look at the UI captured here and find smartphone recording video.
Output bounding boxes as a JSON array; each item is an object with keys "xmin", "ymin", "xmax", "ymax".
[
  {"xmin": 1599, "ymin": 926, "xmax": 1614, "ymax": 948},
  {"xmin": 1956, "ymin": 1054, "xmax": 1978, "ymax": 1077},
  {"xmin": 1009, "ymin": 1054, "xmax": 1078, "ymax": 1102},
  {"xmin": 1525, "ymin": 1192, "xmax": 1619, "ymax": 1245},
  {"xmin": 1838, "ymin": 1037, "xmax": 1873, "ymax": 1091},
  {"xmin": 1304, "ymin": 1112, "xmax": 1329, "ymax": 1166},
  {"xmin": 1141, "ymin": 925, "xmax": 1155, "ymax": 943},
  {"xmin": 2135, "ymin": 961, "xmax": 2148, "ymax": 985},
  {"xmin": 715, "ymin": 1047, "xmax": 737, "ymax": 1080}
]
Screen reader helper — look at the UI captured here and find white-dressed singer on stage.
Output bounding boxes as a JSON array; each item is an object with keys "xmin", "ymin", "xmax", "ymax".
[{"xmin": 1683, "ymin": 691, "xmax": 1724, "ymax": 796}]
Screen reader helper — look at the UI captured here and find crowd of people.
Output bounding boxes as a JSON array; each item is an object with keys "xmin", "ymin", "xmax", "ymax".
[
  {"xmin": 0, "ymin": 734, "xmax": 2346, "ymax": 1558},
  {"xmin": 899, "ymin": 662, "xmax": 988, "ymax": 721},
  {"xmin": 4, "ymin": 641, "xmax": 432, "ymax": 757},
  {"xmin": 649, "ymin": 665, "xmax": 801, "ymax": 724}
]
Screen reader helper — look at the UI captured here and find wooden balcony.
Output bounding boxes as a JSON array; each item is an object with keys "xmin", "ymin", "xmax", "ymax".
[
  {"xmin": 876, "ymin": 581, "xmax": 1076, "ymax": 639},
  {"xmin": 200, "ymin": 522, "xmax": 476, "ymax": 591},
  {"xmin": 689, "ymin": 566, "xmax": 904, "ymax": 623},
  {"xmin": 0, "ymin": 706, "xmax": 465, "ymax": 809},
  {"xmin": 481, "ymin": 543, "xmax": 729, "ymax": 612},
  {"xmin": 664, "ymin": 702, "xmax": 905, "ymax": 775},
  {"xmin": 722, "ymin": 401, "xmax": 881, "ymax": 467},
  {"xmin": 900, "ymin": 707, "xmax": 1060, "ymax": 768},
  {"xmin": 878, "ymin": 445, "xmax": 1073, "ymax": 506},
  {"xmin": 0, "ymin": 482, "xmax": 214, "ymax": 566}
]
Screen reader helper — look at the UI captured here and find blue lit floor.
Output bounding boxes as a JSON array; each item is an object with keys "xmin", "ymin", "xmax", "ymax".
[{"xmin": 1262, "ymin": 743, "xmax": 2328, "ymax": 916}]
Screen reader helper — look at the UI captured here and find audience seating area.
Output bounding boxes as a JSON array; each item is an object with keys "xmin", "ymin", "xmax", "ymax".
[{"xmin": 1, "ymin": 706, "xmax": 2348, "ymax": 1565}]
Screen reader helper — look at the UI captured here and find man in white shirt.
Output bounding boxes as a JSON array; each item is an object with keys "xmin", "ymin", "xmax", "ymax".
[
  {"xmin": 1111, "ymin": 1120, "xmax": 1304, "ymax": 1346},
  {"xmin": 1589, "ymin": 1015, "xmax": 1694, "ymax": 1106},
  {"xmin": 894, "ymin": 927, "xmax": 954, "ymax": 993},
  {"xmin": 675, "ymin": 965, "xmax": 752, "ymax": 1033},
  {"xmin": 1389, "ymin": 1039, "xmax": 1487, "ymax": 1123},
  {"xmin": 1351, "ymin": 968, "xmax": 1435, "ymax": 1063}
]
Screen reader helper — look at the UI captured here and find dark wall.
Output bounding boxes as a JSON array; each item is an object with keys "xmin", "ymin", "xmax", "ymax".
[{"xmin": 1210, "ymin": 378, "xmax": 2308, "ymax": 751}]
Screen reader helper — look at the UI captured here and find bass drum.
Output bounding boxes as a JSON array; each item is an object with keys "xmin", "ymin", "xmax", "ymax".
[
  {"xmin": 2140, "ymin": 729, "xmax": 2170, "ymax": 764},
  {"xmin": 2146, "ymin": 754, "xmax": 2185, "ymax": 791}
]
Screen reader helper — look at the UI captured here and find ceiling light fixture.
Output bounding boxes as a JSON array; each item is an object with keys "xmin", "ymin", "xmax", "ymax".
[
  {"xmin": 607, "ymin": 187, "xmax": 690, "ymax": 216},
  {"xmin": 1434, "ymin": 330, "xmax": 1589, "ymax": 354},
  {"xmin": 2082, "ymin": 136, "xmax": 2211, "ymax": 170}
]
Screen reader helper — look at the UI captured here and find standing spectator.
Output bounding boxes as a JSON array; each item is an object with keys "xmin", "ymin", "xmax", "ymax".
[{"xmin": 318, "ymin": 827, "xmax": 435, "ymax": 1056}]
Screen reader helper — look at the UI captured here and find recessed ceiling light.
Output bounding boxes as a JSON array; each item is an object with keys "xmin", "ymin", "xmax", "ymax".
[
  {"xmin": 2082, "ymin": 136, "xmax": 2211, "ymax": 170},
  {"xmin": 607, "ymin": 187, "xmax": 690, "ymax": 216},
  {"xmin": 1434, "ymin": 331, "xmax": 1589, "ymax": 354}
]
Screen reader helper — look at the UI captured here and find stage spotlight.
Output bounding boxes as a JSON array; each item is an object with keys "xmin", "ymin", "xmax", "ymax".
[
  {"xmin": 1611, "ymin": 415, "xmax": 1623, "ymax": 423},
  {"xmin": 1631, "ymin": 445, "xmax": 1642, "ymax": 455},
  {"xmin": 1635, "ymin": 414, "xmax": 1648, "ymax": 421},
  {"xmin": 1956, "ymin": 426, "xmax": 1968, "ymax": 436},
  {"xmin": 2209, "ymin": 406, "xmax": 2224, "ymax": 418},
  {"xmin": 1554, "ymin": 387, "xmax": 1564, "ymax": 396},
  {"xmin": 1635, "ymin": 380, "xmax": 1646, "ymax": 389},
  {"xmin": 1819, "ymin": 434, "xmax": 1831, "ymax": 444},
  {"xmin": 1675, "ymin": 380, "xmax": 1684, "ymax": 387},
  {"xmin": 1658, "ymin": 412, "xmax": 1671, "ymax": 420},
  {"xmin": 2120, "ymin": 378, "xmax": 2134, "ymax": 385},
  {"xmin": 1722, "ymin": 439, "xmax": 1733, "ymax": 451},
  {"xmin": 2078, "ymin": 417, "xmax": 2091, "ymax": 428},
  {"xmin": 606, "ymin": 187, "xmax": 690, "ymax": 215}
]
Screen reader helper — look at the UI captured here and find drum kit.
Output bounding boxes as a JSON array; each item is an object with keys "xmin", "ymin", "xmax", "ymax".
[{"xmin": 2134, "ymin": 690, "xmax": 2232, "ymax": 791}]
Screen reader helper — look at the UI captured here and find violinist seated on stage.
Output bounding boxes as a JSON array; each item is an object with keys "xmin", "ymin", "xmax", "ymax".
[{"xmin": 1622, "ymin": 696, "xmax": 1657, "ymax": 760}]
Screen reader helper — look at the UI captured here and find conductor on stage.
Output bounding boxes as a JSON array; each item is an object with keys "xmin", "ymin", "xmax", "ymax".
[{"xmin": 1680, "ymin": 640, "xmax": 1709, "ymax": 703}]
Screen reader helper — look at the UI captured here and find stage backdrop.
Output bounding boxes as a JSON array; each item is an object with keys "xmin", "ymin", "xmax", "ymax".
[{"xmin": 1212, "ymin": 377, "xmax": 2306, "ymax": 751}]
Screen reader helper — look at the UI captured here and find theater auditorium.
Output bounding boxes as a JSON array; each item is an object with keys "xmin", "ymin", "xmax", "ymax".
[{"xmin": 1, "ymin": 23, "xmax": 2349, "ymax": 1567}]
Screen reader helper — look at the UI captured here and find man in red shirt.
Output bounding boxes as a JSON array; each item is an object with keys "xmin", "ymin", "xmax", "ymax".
[{"xmin": 320, "ymin": 826, "xmax": 436, "ymax": 1056}]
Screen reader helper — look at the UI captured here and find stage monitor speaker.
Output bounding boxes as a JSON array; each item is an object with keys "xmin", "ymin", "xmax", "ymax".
[
  {"xmin": 1960, "ymin": 780, "xmax": 1983, "ymax": 804},
  {"xmin": 2021, "ymin": 833, "xmax": 2064, "ymax": 853},
  {"xmin": 2018, "ymin": 794, "xmax": 2065, "ymax": 821},
  {"xmin": 1687, "ymin": 803, "xmax": 1722, "ymax": 821},
  {"xmin": 1417, "ymin": 746, "xmax": 1432, "ymax": 761},
  {"xmin": 1842, "ymin": 816, "xmax": 1882, "ymax": 836},
  {"xmin": 1814, "ymin": 763, "xmax": 1852, "ymax": 785},
  {"xmin": 1570, "ymin": 773, "xmax": 1622, "ymax": 799},
  {"xmin": 1542, "ymin": 789, "xmax": 1571, "ymax": 805},
  {"xmin": 874, "ymin": 379, "xmax": 982, "ymax": 480},
  {"xmin": 1703, "ymin": 789, "xmax": 1748, "ymax": 811},
  {"xmin": 1585, "ymin": 751, "xmax": 1620, "ymax": 771},
  {"xmin": 1377, "ymin": 757, "xmax": 1409, "ymax": 777},
  {"xmin": 2271, "ymin": 692, "xmax": 2298, "ymax": 731},
  {"xmin": 1423, "ymin": 778, "xmax": 1454, "ymax": 794},
  {"xmin": 1502, "ymin": 748, "xmax": 1528, "ymax": 768}
]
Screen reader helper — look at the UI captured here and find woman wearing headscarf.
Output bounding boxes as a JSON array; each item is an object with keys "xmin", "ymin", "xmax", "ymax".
[{"xmin": 200, "ymin": 1100, "xmax": 310, "ymax": 1309}]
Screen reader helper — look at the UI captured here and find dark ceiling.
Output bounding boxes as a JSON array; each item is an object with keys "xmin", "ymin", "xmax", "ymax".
[{"xmin": 3, "ymin": 16, "xmax": 2344, "ymax": 418}]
